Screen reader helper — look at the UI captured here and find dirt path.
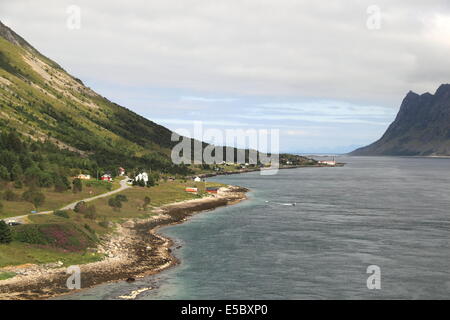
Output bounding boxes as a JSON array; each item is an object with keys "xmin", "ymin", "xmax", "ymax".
[{"xmin": 4, "ymin": 177, "xmax": 131, "ymax": 224}]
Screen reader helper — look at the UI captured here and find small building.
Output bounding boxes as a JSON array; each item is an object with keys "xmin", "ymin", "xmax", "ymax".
[
  {"xmin": 318, "ymin": 160, "xmax": 336, "ymax": 166},
  {"xmin": 185, "ymin": 187, "xmax": 198, "ymax": 193},
  {"xmin": 206, "ymin": 187, "xmax": 219, "ymax": 194},
  {"xmin": 118, "ymin": 167, "xmax": 126, "ymax": 176},
  {"xmin": 101, "ymin": 174, "xmax": 112, "ymax": 182},
  {"xmin": 77, "ymin": 174, "xmax": 91, "ymax": 180},
  {"xmin": 135, "ymin": 172, "xmax": 149, "ymax": 183},
  {"xmin": 194, "ymin": 176, "xmax": 202, "ymax": 182}
]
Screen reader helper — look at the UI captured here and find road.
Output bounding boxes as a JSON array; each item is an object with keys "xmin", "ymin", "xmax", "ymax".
[{"xmin": 3, "ymin": 177, "xmax": 131, "ymax": 224}]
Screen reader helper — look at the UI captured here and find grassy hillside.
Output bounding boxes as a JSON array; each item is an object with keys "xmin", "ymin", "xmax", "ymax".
[{"xmin": 0, "ymin": 21, "xmax": 188, "ymax": 176}]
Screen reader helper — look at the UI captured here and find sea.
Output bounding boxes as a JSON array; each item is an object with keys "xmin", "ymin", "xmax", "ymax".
[{"xmin": 60, "ymin": 156, "xmax": 450, "ymax": 299}]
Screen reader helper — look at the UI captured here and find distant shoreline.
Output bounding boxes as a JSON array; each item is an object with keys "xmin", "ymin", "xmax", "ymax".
[{"xmin": 195, "ymin": 163, "xmax": 345, "ymax": 179}]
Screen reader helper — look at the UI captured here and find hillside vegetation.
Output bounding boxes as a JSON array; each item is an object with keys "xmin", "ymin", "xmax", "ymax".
[{"xmin": 0, "ymin": 21, "xmax": 189, "ymax": 176}]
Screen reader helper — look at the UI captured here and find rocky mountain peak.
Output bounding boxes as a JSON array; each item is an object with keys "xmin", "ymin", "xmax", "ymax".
[{"xmin": 351, "ymin": 83, "xmax": 450, "ymax": 156}]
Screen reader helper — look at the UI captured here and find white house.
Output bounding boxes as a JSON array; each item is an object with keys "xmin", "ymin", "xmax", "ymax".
[
  {"xmin": 135, "ymin": 172, "xmax": 149, "ymax": 183},
  {"xmin": 318, "ymin": 160, "xmax": 336, "ymax": 166},
  {"xmin": 194, "ymin": 176, "xmax": 202, "ymax": 182}
]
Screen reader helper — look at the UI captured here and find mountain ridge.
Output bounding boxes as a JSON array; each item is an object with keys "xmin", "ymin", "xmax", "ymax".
[
  {"xmin": 1, "ymin": 20, "xmax": 304, "ymax": 178},
  {"xmin": 0, "ymin": 20, "xmax": 190, "ymax": 173},
  {"xmin": 350, "ymin": 84, "xmax": 450, "ymax": 156}
]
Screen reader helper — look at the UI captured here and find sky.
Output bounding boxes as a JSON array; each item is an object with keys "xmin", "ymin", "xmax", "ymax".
[{"xmin": 1, "ymin": 0, "xmax": 450, "ymax": 153}]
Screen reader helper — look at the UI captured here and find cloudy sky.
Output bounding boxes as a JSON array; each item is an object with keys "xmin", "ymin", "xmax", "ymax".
[{"xmin": 1, "ymin": 0, "xmax": 450, "ymax": 153}]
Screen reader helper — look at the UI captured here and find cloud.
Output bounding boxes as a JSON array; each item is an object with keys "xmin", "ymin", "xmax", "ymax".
[
  {"xmin": 284, "ymin": 129, "xmax": 317, "ymax": 137},
  {"xmin": 180, "ymin": 96, "xmax": 237, "ymax": 102},
  {"xmin": 238, "ymin": 100, "xmax": 396, "ymax": 125},
  {"xmin": 2, "ymin": 0, "xmax": 450, "ymax": 105},
  {"xmin": 2, "ymin": 0, "xmax": 449, "ymax": 152},
  {"xmin": 150, "ymin": 118, "xmax": 252, "ymax": 127}
]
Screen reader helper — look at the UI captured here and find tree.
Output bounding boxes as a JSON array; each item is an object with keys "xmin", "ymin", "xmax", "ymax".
[
  {"xmin": 146, "ymin": 176, "xmax": 155, "ymax": 187},
  {"xmin": 10, "ymin": 163, "xmax": 23, "ymax": 181},
  {"xmin": 5, "ymin": 131, "xmax": 24, "ymax": 153},
  {"xmin": 72, "ymin": 178, "xmax": 83, "ymax": 193},
  {"xmin": 54, "ymin": 175, "xmax": 70, "ymax": 192},
  {"xmin": 0, "ymin": 220, "xmax": 12, "ymax": 244},
  {"xmin": 22, "ymin": 189, "xmax": 46, "ymax": 210},
  {"xmin": 14, "ymin": 180, "xmax": 23, "ymax": 189},
  {"xmin": 0, "ymin": 165, "xmax": 10, "ymax": 181},
  {"xmin": 24, "ymin": 165, "xmax": 42, "ymax": 187}
]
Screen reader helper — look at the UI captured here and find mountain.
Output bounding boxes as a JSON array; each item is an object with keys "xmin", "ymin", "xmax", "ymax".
[
  {"xmin": 0, "ymin": 20, "xmax": 186, "ymax": 171},
  {"xmin": 0, "ymin": 20, "xmax": 313, "ymax": 183},
  {"xmin": 350, "ymin": 84, "xmax": 450, "ymax": 156}
]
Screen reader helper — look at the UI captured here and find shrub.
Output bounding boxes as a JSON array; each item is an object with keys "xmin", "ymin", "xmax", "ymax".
[
  {"xmin": 0, "ymin": 221, "xmax": 13, "ymax": 244},
  {"xmin": 74, "ymin": 201, "xmax": 87, "ymax": 213},
  {"xmin": 22, "ymin": 189, "xmax": 45, "ymax": 210},
  {"xmin": 84, "ymin": 223, "xmax": 93, "ymax": 233},
  {"xmin": 14, "ymin": 180, "xmax": 23, "ymax": 189},
  {"xmin": 115, "ymin": 194, "xmax": 128, "ymax": 202},
  {"xmin": 12, "ymin": 224, "xmax": 47, "ymax": 244},
  {"xmin": 54, "ymin": 210, "xmax": 69, "ymax": 219},
  {"xmin": 54, "ymin": 176, "xmax": 70, "ymax": 192},
  {"xmin": 72, "ymin": 178, "xmax": 82, "ymax": 193},
  {"xmin": 84, "ymin": 205, "xmax": 97, "ymax": 220},
  {"xmin": 3, "ymin": 189, "xmax": 19, "ymax": 201},
  {"xmin": 13, "ymin": 223, "xmax": 94, "ymax": 251},
  {"xmin": 108, "ymin": 198, "xmax": 122, "ymax": 211},
  {"xmin": 0, "ymin": 165, "xmax": 10, "ymax": 181},
  {"xmin": 98, "ymin": 221, "xmax": 109, "ymax": 228},
  {"xmin": 143, "ymin": 196, "xmax": 151, "ymax": 210}
]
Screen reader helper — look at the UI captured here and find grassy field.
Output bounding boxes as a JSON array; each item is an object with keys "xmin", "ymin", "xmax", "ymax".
[
  {"xmin": 0, "ymin": 242, "xmax": 101, "ymax": 268},
  {"xmin": 0, "ymin": 179, "xmax": 119, "ymax": 219},
  {"xmin": 0, "ymin": 179, "xmax": 227, "ymax": 271},
  {"xmin": 82, "ymin": 180, "xmax": 227, "ymax": 222},
  {"xmin": 0, "ymin": 271, "xmax": 17, "ymax": 280}
]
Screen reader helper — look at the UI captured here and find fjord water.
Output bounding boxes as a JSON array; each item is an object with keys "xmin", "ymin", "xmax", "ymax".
[{"xmin": 66, "ymin": 156, "xmax": 450, "ymax": 299}]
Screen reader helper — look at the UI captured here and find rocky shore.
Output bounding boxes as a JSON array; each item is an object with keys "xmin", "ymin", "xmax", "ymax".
[{"xmin": 0, "ymin": 186, "xmax": 248, "ymax": 300}]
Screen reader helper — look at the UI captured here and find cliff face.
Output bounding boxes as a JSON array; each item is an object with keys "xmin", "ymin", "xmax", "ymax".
[{"xmin": 350, "ymin": 84, "xmax": 450, "ymax": 156}]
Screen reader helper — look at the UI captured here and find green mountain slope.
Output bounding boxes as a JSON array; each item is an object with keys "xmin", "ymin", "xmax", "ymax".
[
  {"xmin": 0, "ymin": 21, "xmax": 313, "ymax": 181},
  {"xmin": 0, "ymin": 20, "xmax": 182, "ymax": 173}
]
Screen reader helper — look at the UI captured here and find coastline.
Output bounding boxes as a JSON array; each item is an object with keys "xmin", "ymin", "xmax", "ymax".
[
  {"xmin": 0, "ymin": 186, "xmax": 248, "ymax": 300},
  {"xmin": 195, "ymin": 163, "xmax": 345, "ymax": 179}
]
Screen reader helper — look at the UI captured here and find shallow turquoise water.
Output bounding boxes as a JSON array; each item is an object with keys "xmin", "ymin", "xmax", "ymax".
[{"xmin": 62, "ymin": 156, "xmax": 450, "ymax": 299}]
